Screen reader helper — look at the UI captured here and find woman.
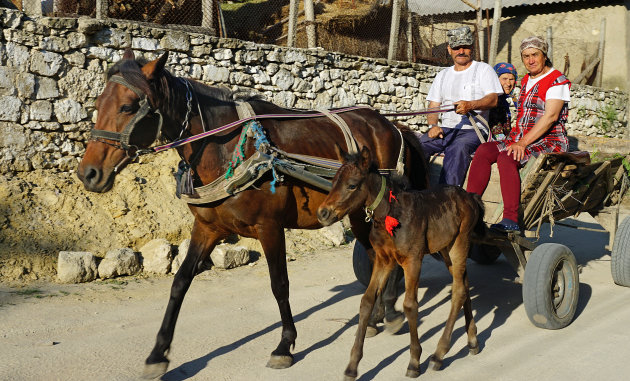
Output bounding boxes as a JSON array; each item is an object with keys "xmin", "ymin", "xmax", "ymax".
[
  {"xmin": 488, "ymin": 62, "xmax": 518, "ymax": 141},
  {"xmin": 466, "ymin": 36, "xmax": 571, "ymax": 232}
]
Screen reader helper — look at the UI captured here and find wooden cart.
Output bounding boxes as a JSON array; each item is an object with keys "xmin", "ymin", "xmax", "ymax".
[{"xmin": 352, "ymin": 151, "xmax": 630, "ymax": 330}]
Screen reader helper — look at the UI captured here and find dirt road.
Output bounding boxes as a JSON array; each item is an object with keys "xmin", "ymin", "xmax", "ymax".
[{"xmin": 2, "ymin": 213, "xmax": 630, "ymax": 381}]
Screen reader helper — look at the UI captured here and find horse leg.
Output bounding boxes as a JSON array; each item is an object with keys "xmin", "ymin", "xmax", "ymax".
[
  {"xmin": 143, "ymin": 222, "xmax": 222, "ymax": 379},
  {"xmin": 402, "ymin": 258, "xmax": 423, "ymax": 378},
  {"xmin": 430, "ymin": 239, "xmax": 470, "ymax": 371},
  {"xmin": 463, "ymin": 264, "xmax": 479, "ymax": 355},
  {"xmin": 257, "ymin": 222, "xmax": 297, "ymax": 369},
  {"xmin": 345, "ymin": 257, "xmax": 394, "ymax": 381}
]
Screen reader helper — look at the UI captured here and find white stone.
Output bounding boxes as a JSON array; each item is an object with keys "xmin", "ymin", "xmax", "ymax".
[
  {"xmin": 98, "ymin": 248, "xmax": 141, "ymax": 279},
  {"xmin": 319, "ymin": 221, "xmax": 347, "ymax": 246},
  {"xmin": 0, "ymin": 96, "xmax": 21, "ymax": 122},
  {"xmin": 171, "ymin": 239, "xmax": 190, "ymax": 274},
  {"xmin": 57, "ymin": 251, "xmax": 98, "ymax": 283},
  {"xmin": 54, "ymin": 99, "xmax": 87, "ymax": 123},
  {"xmin": 210, "ymin": 244, "xmax": 250, "ymax": 269},
  {"xmin": 140, "ymin": 238, "xmax": 173, "ymax": 274}
]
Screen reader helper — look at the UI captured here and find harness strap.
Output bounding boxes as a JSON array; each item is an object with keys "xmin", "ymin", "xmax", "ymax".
[
  {"xmin": 466, "ymin": 111, "xmax": 488, "ymax": 144},
  {"xmin": 318, "ymin": 108, "xmax": 359, "ymax": 155}
]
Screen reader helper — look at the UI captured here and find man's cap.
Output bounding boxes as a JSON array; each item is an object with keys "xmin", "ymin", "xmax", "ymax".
[
  {"xmin": 447, "ymin": 26, "xmax": 474, "ymax": 48},
  {"xmin": 519, "ymin": 36, "xmax": 548, "ymax": 55}
]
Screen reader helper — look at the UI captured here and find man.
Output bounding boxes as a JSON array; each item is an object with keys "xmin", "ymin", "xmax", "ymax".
[{"xmin": 420, "ymin": 26, "xmax": 504, "ymax": 186}]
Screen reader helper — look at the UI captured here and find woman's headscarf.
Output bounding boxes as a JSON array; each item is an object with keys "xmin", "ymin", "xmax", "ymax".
[{"xmin": 493, "ymin": 62, "xmax": 518, "ymax": 84}]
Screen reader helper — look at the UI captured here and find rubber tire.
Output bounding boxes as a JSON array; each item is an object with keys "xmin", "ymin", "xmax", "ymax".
[
  {"xmin": 353, "ymin": 241, "xmax": 372, "ymax": 288},
  {"xmin": 611, "ymin": 216, "xmax": 630, "ymax": 287},
  {"xmin": 469, "ymin": 244, "xmax": 501, "ymax": 265},
  {"xmin": 522, "ymin": 243, "xmax": 579, "ymax": 330}
]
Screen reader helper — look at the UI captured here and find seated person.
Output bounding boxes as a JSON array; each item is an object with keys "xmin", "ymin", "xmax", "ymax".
[
  {"xmin": 488, "ymin": 62, "xmax": 518, "ymax": 141},
  {"xmin": 419, "ymin": 26, "xmax": 503, "ymax": 187},
  {"xmin": 466, "ymin": 36, "xmax": 571, "ymax": 232}
]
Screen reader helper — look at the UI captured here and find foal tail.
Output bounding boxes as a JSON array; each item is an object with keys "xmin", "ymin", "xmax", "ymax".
[{"xmin": 470, "ymin": 193, "xmax": 487, "ymax": 238}]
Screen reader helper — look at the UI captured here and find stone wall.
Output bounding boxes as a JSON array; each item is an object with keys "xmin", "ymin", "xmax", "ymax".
[{"xmin": 0, "ymin": 7, "xmax": 628, "ymax": 175}]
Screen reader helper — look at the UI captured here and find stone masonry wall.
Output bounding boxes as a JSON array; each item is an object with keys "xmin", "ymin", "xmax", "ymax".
[{"xmin": 0, "ymin": 7, "xmax": 628, "ymax": 175}]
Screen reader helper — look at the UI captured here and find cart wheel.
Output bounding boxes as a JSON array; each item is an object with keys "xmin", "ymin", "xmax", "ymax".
[
  {"xmin": 522, "ymin": 243, "xmax": 579, "ymax": 330},
  {"xmin": 353, "ymin": 241, "xmax": 372, "ymax": 288},
  {"xmin": 611, "ymin": 216, "xmax": 630, "ymax": 287},
  {"xmin": 469, "ymin": 244, "xmax": 501, "ymax": 265}
]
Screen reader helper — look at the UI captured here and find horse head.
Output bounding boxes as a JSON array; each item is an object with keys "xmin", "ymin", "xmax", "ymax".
[
  {"xmin": 317, "ymin": 145, "xmax": 375, "ymax": 226},
  {"xmin": 77, "ymin": 49, "xmax": 170, "ymax": 192}
]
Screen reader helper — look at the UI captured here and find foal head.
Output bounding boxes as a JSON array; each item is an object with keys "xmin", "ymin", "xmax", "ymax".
[{"xmin": 317, "ymin": 146, "xmax": 377, "ymax": 226}]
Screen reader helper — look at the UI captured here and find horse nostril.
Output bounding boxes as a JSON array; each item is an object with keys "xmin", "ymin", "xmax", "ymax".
[
  {"xmin": 317, "ymin": 207, "xmax": 330, "ymax": 222},
  {"xmin": 83, "ymin": 166, "xmax": 101, "ymax": 186}
]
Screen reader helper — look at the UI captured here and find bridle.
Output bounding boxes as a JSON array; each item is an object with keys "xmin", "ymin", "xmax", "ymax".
[{"xmin": 89, "ymin": 75, "xmax": 192, "ymax": 172}]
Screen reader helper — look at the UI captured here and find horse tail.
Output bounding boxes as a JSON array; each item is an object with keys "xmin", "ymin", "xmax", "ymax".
[
  {"xmin": 395, "ymin": 123, "xmax": 430, "ymax": 190},
  {"xmin": 470, "ymin": 192, "xmax": 487, "ymax": 238}
]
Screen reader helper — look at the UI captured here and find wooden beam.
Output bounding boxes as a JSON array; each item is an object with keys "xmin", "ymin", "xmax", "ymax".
[
  {"xmin": 488, "ymin": 0, "xmax": 502, "ymax": 66},
  {"xmin": 304, "ymin": 0, "xmax": 316, "ymax": 48},
  {"xmin": 388, "ymin": 0, "xmax": 402, "ymax": 61},
  {"xmin": 287, "ymin": 0, "xmax": 299, "ymax": 48},
  {"xmin": 460, "ymin": 0, "xmax": 479, "ymax": 10},
  {"xmin": 547, "ymin": 26, "xmax": 553, "ymax": 63},
  {"xmin": 201, "ymin": 0, "xmax": 214, "ymax": 29},
  {"xmin": 407, "ymin": 7, "xmax": 413, "ymax": 62},
  {"xmin": 477, "ymin": 0, "xmax": 484, "ymax": 61},
  {"xmin": 573, "ymin": 57, "xmax": 600, "ymax": 85},
  {"xmin": 595, "ymin": 17, "xmax": 606, "ymax": 88}
]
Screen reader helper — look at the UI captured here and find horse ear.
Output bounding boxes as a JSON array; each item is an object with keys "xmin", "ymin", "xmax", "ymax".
[
  {"xmin": 333, "ymin": 143, "xmax": 349, "ymax": 162},
  {"xmin": 141, "ymin": 51, "xmax": 169, "ymax": 80},
  {"xmin": 359, "ymin": 146, "xmax": 372, "ymax": 170},
  {"xmin": 122, "ymin": 48, "xmax": 135, "ymax": 60}
]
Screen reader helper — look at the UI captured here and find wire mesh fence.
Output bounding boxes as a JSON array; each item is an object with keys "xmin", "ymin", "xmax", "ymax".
[{"xmin": 3, "ymin": 0, "xmax": 612, "ymax": 86}]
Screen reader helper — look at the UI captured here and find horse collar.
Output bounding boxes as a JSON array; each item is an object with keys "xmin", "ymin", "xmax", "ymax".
[{"xmin": 364, "ymin": 176, "xmax": 386, "ymax": 222}]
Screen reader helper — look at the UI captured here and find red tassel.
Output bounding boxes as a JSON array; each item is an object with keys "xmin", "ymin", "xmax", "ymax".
[
  {"xmin": 388, "ymin": 190, "xmax": 397, "ymax": 203},
  {"xmin": 385, "ymin": 215, "xmax": 400, "ymax": 236}
]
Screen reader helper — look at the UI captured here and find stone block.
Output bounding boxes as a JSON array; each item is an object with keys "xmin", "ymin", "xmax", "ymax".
[
  {"xmin": 0, "ymin": 96, "xmax": 21, "ymax": 122},
  {"xmin": 57, "ymin": 251, "xmax": 98, "ymax": 283},
  {"xmin": 210, "ymin": 244, "xmax": 250, "ymax": 269},
  {"xmin": 98, "ymin": 248, "xmax": 141, "ymax": 279},
  {"xmin": 30, "ymin": 49, "xmax": 64, "ymax": 76},
  {"xmin": 140, "ymin": 238, "xmax": 173, "ymax": 274},
  {"xmin": 171, "ymin": 238, "xmax": 190, "ymax": 274},
  {"xmin": 53, "ymin": 99, "xmax": 87, "ymax": 123},
  {"xmin": 30, "ymin": 100, "xmax": 52, "ymax": 121}
]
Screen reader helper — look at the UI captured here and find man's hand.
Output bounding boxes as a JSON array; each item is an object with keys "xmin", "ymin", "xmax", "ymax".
[
  {"xmin": 454, "ymin": 101, "xmax": 474, "ymax": 115},
  {"xmin": 506, "ymin": 140, "xmax": 527, "ymax": 162},
  {"xmin": 427, "ymin": 125, "xmax": 444, "ymax": 139}
]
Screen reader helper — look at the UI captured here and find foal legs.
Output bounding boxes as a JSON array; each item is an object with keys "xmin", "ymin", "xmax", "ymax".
[
  {"xmin": 401, "ymin": 257, "xmax": 423, "ymax": 378},
  {"xmin": 429, "ymin": 238, "xmax": 477, "ymax": 371},
  {"xmin": 345, "ymin": 257, "xmax": 395, "ymax": 381},
  {"xmin": 143, "ymin": 222, "xmax": 223, "ymax": 379}
]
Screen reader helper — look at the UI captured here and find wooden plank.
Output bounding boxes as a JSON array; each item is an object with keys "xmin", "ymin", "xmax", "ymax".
[
  {"xmin": 595, "ymin": 18, "xmax": 606, "ymax": 88},
  {"xmin": 523, "ymin": 163, "xmax": 565, "ymax": 229}
]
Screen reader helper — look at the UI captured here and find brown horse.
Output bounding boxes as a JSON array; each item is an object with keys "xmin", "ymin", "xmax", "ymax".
[
  {"xmin": 317, "ymin": 146, "xmax": 485, "ymax": 380},
  {"xmin": 76, "ymin": 49, "xmax": 430, "ymax": 378}
]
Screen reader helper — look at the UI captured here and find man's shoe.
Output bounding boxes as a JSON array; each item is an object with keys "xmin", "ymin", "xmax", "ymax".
[{"xmin": 490, "ymin": 218, "xmax": 520, "ymax": 232}]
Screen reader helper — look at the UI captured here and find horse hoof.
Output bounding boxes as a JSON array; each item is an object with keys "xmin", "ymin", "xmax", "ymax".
[
  {"xmin": 365, "ymin": 325, "xmax": 380, "ymax": 338},
  {"xmin": 266, "ymin": 355, "xmax": 293, "ymax": 369},
  {"xmin": 141, "ymin": 362, "xmax": 168, "ymax": 379},
  {"xmin": 428, "ymin": 358, "xmax": 442, "ymax": 371},
  {"xmin": 384, "ymin": 314, "xmax": 405, "ymax": 335},
  {"xmin": 469, "ymin": 345, "xmax": 480, "ymax": 355},
  {"xmin": 405, "ymin": 368, "xmax": 421, "ymax": 378},
  {"xmin": 343, "ymin": 376, "xmax": 357, "ymax": 381}
]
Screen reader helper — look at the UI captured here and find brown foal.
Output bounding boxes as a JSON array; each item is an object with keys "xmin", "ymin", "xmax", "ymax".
[{"xmin": 317, "ymin": 146, "xmax": 485, "ymax": 380}]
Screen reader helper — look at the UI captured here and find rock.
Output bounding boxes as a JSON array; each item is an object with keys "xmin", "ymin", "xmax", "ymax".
[
  {"xmin": 98, "ymin": 248, "xmax": 141, "ymax": 279},
  {"xmin": 140, "ymin": 238, "xmax": 173, "ymax": 274},
  {"xmin": 210, "ymin": 244, "xmax": 250, "ymax": 269},
  {"xmin": 57, "ymin": 251, "xmax": 98, "ymax": 283},
  {"xmin": 319, "ymin": 221, "xmax": 347, "ymax": 246},
  {"xmin": 171, "ymin": 239, "xmax": 190, "ymax": 274}
]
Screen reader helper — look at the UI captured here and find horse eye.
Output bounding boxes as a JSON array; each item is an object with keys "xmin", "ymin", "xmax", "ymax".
[
  {"xmin": 119, "ymin": 104, "xmax": 134, "ymax": 113},
  {"xmin": 348, "ymin": 184, "xmax": 357, "ymax": 190}
]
